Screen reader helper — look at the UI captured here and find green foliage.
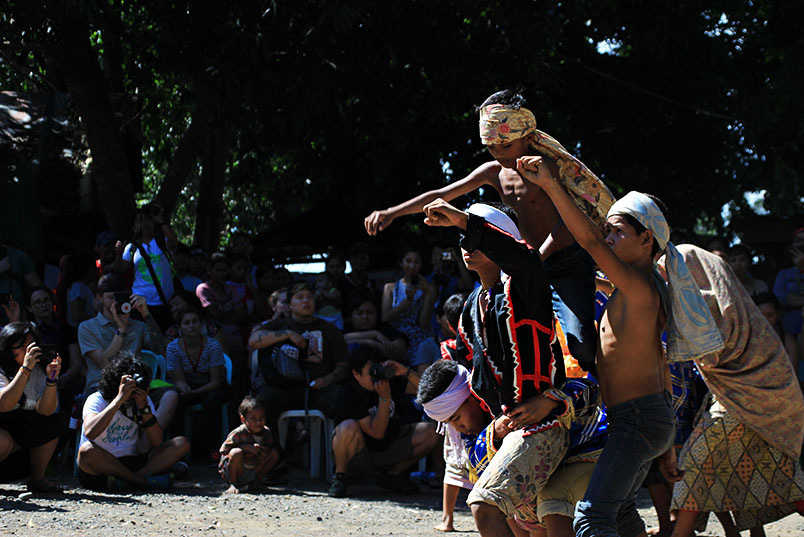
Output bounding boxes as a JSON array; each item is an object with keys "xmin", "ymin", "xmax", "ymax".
[{"xmin": 2, "ymin": 0, "xmax": 802, "ymax": 253}]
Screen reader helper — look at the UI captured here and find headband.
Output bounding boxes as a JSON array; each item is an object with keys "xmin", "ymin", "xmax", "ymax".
[
  {"xmin": 422, "ymin": 364, "xmax": 472, "ymax": 423},
  {"xmin": 479, "ymin": 104, "xmax": 537, "ymax": 145},
  {"xmin": 466, "ymin": 203, "xmax": 522, "ymax": 241}
]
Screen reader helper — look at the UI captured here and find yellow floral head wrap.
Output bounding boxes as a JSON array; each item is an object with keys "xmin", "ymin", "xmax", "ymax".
[{"xmin": 478, "ymin": 104, "xmax": 537, "ymax": 145}]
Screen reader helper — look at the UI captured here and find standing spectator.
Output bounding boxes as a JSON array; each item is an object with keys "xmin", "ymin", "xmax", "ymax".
[
  {"xmin": 253, "ymin": 263, "xmax": 278, "ymax": 321},
  {"xmin": 27, "ymin": 287, "xmax": 83, "ymax": 419},
  {"xmin": 0, "ymin": 322, "xmax": 65, "ymax": 491},
  {"xmin": 0, "ymin": 241, "xmax": 43, "ymax": 323},
  {"xmin": 343, "ymin": 242, "xmax": 382, "ymax": 306},
  {"xmin": 56, "ymin": 252, "xmax": 98, "ymax": 328},
  {"xmin": 727, "ymin": 244, "xmax": 769, "ymax": 298},
  {"xmin": 381, "ymin": 246, "xmax": 436, "ymax": 365},
  {"xmin": 94, "ymin": 230, "xmax": 118, "ymax": 276},
  {"xmin": 773, "ymin": 227, "xmax": 804, "ymax": 370},
  {"xmin": 172, "ymin": 243, "xmax": 202, "ymax": 293},
  {"xmin": 165, "ymin": 308, "xmax": 229, "ymax": 460},
  {"xmin": 115, "ymin": 203, "xmax": 177, "ymax": 331},
  {"xmin": 226, "ymin": 253, "xmax": 255, "ymax": 319},
  {"xmin": 187, "ymin": 247, "xmax": 208, "ymax": 282},
  {"xmin": 76, "ymin": 351, "xmax": 189, "ymax": 491}
]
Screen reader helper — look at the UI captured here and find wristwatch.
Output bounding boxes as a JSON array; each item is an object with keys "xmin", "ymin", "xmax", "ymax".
[
  {"xmin": 116, "ymin": 328, "xmax": 127, "ymax": 338},
  {"xmin": 139, "ymin": 405, "xmax": 152, "ymax": 415}
]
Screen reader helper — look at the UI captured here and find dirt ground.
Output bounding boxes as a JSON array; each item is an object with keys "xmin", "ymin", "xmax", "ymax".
[{"xmin": 1, "ymin": 464, "xmax": 803, "ymax": 537}]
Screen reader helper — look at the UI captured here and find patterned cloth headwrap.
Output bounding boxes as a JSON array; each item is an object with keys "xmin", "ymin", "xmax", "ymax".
[
  {"xmin": 421, "ymin": 364, "xmax": 472, "ymax": 423},
  {"xmin": 466, "ymin": 203, "xmax": 522, "ymax": 241},
  {"xmin": 478, "ymin": 103, "xmax": 616, "ymax": 231},
  {"xmin": 608, "ymin": 192, "xmax": 724, "ymax": 362}
]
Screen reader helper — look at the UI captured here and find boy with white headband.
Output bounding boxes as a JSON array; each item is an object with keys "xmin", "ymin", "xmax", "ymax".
[
  {"xmin": 422, "ymin": 199, "xmax": 604, "ymax": 537},
  {"xmin": 365, "ymin": 89, "xmax": 615, "ymax": 375},
  {"xmin": 418, "ymin": 357, "xmax": 606, "ymax": 536},
  {"xmin": 515, "ymin": 157, "xmax": 723, "ymax": 537}
]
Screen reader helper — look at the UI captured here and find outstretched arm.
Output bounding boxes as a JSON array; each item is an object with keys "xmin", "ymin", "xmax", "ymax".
[
  {"xmin": 516, "ymin": 156, "xmax": 649, "ymax": 297},
  {"xmin": 364, "ymin": 162, "xmax": 498, "ymax": 235}
]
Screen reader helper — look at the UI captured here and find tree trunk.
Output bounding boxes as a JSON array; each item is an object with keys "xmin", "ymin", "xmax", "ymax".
[
  {"xmin": 194, "ymin": 128, "xmax": 228, "ymax": 252},
  {"xmin": 47, "ymin": 8, "xmax": 136, "ymax": 239},
  {"xmin": 155, "ymin": 90, "xmax": 215, "ymax": 215}
]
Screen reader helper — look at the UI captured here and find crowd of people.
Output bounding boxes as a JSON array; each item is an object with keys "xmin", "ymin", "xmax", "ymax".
[{"xmin": 1, "ymin": 88, "xmax": 803, "ymax": 537}]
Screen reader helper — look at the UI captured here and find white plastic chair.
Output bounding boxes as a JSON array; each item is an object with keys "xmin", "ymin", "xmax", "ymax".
[{"xmin": 277, "ymin": 409, "xmax": 334, "ymax": 481}]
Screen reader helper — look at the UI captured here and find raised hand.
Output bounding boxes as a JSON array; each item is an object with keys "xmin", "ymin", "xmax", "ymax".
[
  {"xmin": 364, "ymin": 210, "xmax": 394, "ymax": 236},
  {"xmin": 423, "ymin": 199, "xmax": 468, "ymax": 229}
]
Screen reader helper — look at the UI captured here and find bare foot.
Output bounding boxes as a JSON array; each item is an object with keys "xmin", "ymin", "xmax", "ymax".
[
  {"xmin": 434, "ymin": 523, "xmax": 455, "ymax": 532},
  {"xmin": 646, "ymin": 526, "xmax": 669, "ymax": 537},
  {"xmin": 225, "ymin": 484, "xmax": 244, "ymax": 494}
]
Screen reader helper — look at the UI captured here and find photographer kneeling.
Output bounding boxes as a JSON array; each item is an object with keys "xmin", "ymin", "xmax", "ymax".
[
  {"xmin": 77, "ymin": 351, "xmax": 189, "ymax": 491},
  {"xmin": 328, "ymin": 346, "xmax": 439, "ymax": 498},
  {"xmin": 0, "ymin": 323, "xmax": 65, "ymax": 492}
]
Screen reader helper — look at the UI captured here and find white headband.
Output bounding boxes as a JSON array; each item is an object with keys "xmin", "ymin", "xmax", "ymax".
[
  {"xmin": 422, "ymin": 364, "xmax": 471, "ymax": 422},
  {"xmin": 467, "ymin": 204, "xmax": 522, "ymax": 241}
]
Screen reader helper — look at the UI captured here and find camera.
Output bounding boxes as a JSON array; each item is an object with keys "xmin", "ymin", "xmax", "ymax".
[
  {"xmin": 38, "ymin": 344, "xmax": 58, "ymax": 364},
  {"xmin": 114, "ymin": 292, "xmax": 132, "ymax": 314},
  {"xmin": 131, "ymin": 373, "xmax": 149, "ymax": 390},
  {"xmin": 369, "ymin": 362, "xmax": 395, "ymax": 381},
  {"xmin": 441, "ymin": 251, "xmax": 454, "ymax": 261}
]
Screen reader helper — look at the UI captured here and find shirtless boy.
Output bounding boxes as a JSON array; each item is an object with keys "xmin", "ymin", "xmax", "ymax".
[
  {"xmin": 515, "ymin": 156, "xmax": 722, "ymax": 537},
  {"xmin": 364, "ymin": 90, "xmax": 610, "ymax": 372}
]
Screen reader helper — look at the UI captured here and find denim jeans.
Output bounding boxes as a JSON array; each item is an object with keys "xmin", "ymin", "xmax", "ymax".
[
  {"xmin": 543, "ymin": 244, "xmax": 597, "ymax": 372},
  {"xmin": 574, "ymin": 391, "xmax": 676, "ymax": 537}
]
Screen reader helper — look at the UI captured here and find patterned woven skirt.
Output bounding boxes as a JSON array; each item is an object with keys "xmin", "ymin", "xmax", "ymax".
[{"xmin": 671, "ymin": 397, "xmax": 804, "ymax": 530}]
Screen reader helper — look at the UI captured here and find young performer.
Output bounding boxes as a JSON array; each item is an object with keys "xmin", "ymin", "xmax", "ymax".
[{"xmin": 516, "ymin": 156, "xmax": 723, "ymax": 537}]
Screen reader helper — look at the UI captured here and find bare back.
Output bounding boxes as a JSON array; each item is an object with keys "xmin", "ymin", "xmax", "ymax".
[{"xmin": 596, "ymin": 275, "xmax": 667, "ymax": 407}]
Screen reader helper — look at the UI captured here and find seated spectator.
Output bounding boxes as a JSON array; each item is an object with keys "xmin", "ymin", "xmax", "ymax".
[
  {"xmin": 187, "ymin": 247, "xmax": 208, "ymax": 282},
  {"xmin": 728, "ymin": 244, "xmax": 769, "ymax": 298},
  {"xmin": 164, "ymin": 289, "xmax": 220, "ymax": 348},
  {"xmin": 381, "ymin": 245, "xmax": 436, "ymax": 364},
  {"xmin": 328, "ymin": 346, "xmax": 439, "ymax": 498},
  {"xmin": 773, "ymin": 227, "xmax": 804, "ymax": 370},
  {"xmin": 219, "ymin": 396, "xmax": 279, "ymax": 494},
  {"xmin": 94, "ymin": 230, "xmax": 119, "ymax": 276},
  {"xmin": 343, "ymin": 242, "xmax": 382, "ymax": 306},
  {"xmin": 0, "ymin": 322, "xmax": 65, "ymax": 491},
  {"xmin": 56, "ymin": 252, "xmax": 98, "ymax": 328},
  {"xmin": 248, "ymin": 280, "xmax": 349, "ymax": 439},
  {"xmin": 76, "ymin": 351, "xmax": 189, "ymax": 491},
  {"xmin": 0, "ymin": 242, "xmax": 43, "ymax": 323},
  {"xmin": 253, "ymin": 263, "xmax": 279, "ymax": 321},
  {"xmin": 344, "ymin": 293, "xmax": 407, "ymax": 362},
  {"xmin": 267, "ymin": 287, "xmax": 289, "ymax": 321},
  {"xmin": 172, "ymin": 243, "xmax": 203, "ymax": 293},
  {"xmin": 314, "ymin": 270, "xmax": 344, "ymax": 329},
  {"xmin": 705, "ymin": 235, "xmax": 729, "ymax": 261},
  {"xmin": 755, "ymin": 291, "xmax": 785, "ymax": 340},
  {"xmin": 164, "ymin": 308, "xmax": 229, "ymax": 460},
  {"xmin": 196, "ymin": 253, "xmax": 248, "ymax": 398},
  {"xmin": 114, "ymin": 203, "xmax": 177, "ymax": 331},
  {"xmin": 226, "ymin": 252, "xmax": 256, "ymax": 320},
  {"xmin": 27, "ymin": 287, "xmax": 84, "ymax": 419},
  {"xmin": 411, "ymin": 293, "xmax": 466, "ymax": 375}
]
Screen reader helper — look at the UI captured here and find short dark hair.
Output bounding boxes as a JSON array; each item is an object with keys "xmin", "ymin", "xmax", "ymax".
[
  {"xmin": 97, "ymin": 273, "xmax": 128, "ymax": 294},
  {"xmin": 27, "ymin": 286, "xmax": 54, "ymax": 306},
  {"xmin": 98, "ymin": 351, "xmax": 151, "ymax": 401},
  {"xmin": 238, "ymin": 395, "xmax": 264, "ymax": 418},
  {"xmin": 288, "ymin": 279, "xmax": 313, "ymax": 301},
  {"xmin": 754, "ymin": 292, "xmax": 780, "ymax": 310},
  {"xmin": 209, "ymin": 252, "xmax": 228, "ymax": 267},
  {"xmin": 479, "ymin": 89, "xmax": 528, "ymax": 110},
  {"xmin": 441, "ymin": 293, "xmax": 467, "ymax": 332},
  {"xmin": 620, "ymin": 194, "xmax": 669, "ymax": 257},
  {"xmin": 728, "ymin": 244, "xmax": 752, "ymax": 258},
  {"xmin": 417, "ymin": 359, "xmax": 459, "ymax": 405},
  {"xmin": 348, "ymin": 345, "xmax": 378, "ymax": 374}
]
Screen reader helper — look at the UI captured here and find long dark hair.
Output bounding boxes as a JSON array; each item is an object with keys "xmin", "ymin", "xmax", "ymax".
[{"xmin": 0, "ymin": 322, "xmax": 36, "ymax": 378}]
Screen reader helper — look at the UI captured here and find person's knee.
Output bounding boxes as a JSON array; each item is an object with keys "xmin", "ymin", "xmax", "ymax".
[
  {"xmin": 77, "ymin": 442, "xmax": 103, "ymax": 469},
  {"xmin": 0, "ymin": 430, "xmax": 15, "ymax": 461},
  {"xmin": 228, "ymin": 447, "xmax": 244, "ymax": 462},
  {"xmin": 333, "ymin": 420, "xmax": 361, "ymax": 445},
  {"xmin": 169, "ymin": 435, "xmax": 191, "ymax": 456},
  {"xmin": 471, "ymin": 502, "xmax": 501, "ymax": 526}
]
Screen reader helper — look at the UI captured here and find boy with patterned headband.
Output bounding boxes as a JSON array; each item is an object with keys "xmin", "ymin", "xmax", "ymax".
[
  {"xmin": 516, "ymin": 157, "xmax": 723, "ymax": 537},
  {"xmin": 365, "ymin": 89, "xmax": 614, "ymax": 374}
]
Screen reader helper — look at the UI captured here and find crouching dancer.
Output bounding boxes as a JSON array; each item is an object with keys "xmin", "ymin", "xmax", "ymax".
[
  {"xmin": 423, "ymin": 199, "xmax": 582, "ymax": 536},
  {"xmin": 419, "ymin": 359, "xmax": 607, "ymax": 536},
  {"xmin": 518, "ymin": 156, "xmax": 724, "ymax": 537},
  {"xmin": 77, "ymin": 351, "xmax": 190, "ymax": 491}
]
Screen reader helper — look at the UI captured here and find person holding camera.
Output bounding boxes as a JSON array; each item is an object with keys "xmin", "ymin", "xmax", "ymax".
[
  {"xmin": 0, "ymin": 322, "xmax": 65, "ymax": 492},
  {"xmin": 77, "ymin": 274, "xmax": 170, "ymax": 418},
  {"xmin": 328, "ymin": 346, "xmax": 439, "ymax": 498},
  {"xmin": 114, "ymin": 203, "xmax": 178, "ymax": 332},
  {"xmin": 77, "ymin": 351, "xmax": 189, "ymax": 491}
]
